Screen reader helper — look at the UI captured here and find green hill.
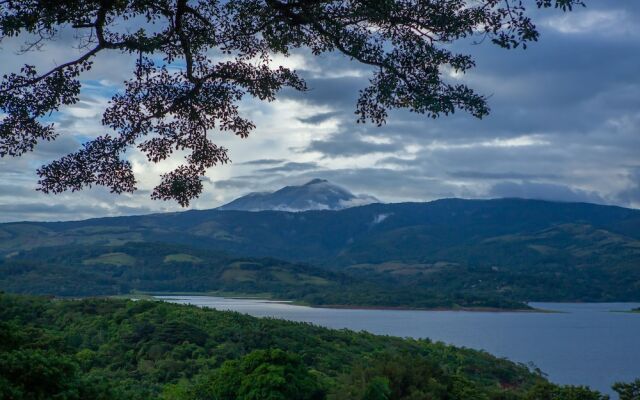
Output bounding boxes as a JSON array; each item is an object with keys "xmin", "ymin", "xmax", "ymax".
[
  {"xmin": 0, "ymin": 243, "xmax": 345, "ymax": 298},
  {"xmin": 0, "ymin": 293, "xmax": 610, "ymax": 400},
  {"xmin": 2, "ymin": 199, "xmax": 638, "ymax": 264},
  {"xmin": 1, "ymin": 198, "xmax": 638, "ymax": 305},
  {"xmin": 344, "ymin": 223, "xmax": 640, "ymax": 302},
  {"xmin": 0, "ymin": 242, "xmax": 527, "ymax": 309}
]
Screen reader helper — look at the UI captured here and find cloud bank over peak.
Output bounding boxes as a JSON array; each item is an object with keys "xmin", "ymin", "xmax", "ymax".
[{"xmin": 218, "ymin": 179, "xmax": 378, "ymax": 212}]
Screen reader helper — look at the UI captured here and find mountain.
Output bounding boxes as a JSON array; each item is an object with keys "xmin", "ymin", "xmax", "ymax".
[
  {"xmin": 3, "ymin": 198, "xmax": 637, "ymax": 265},
  {"xmin": 217, "ymin": 178, "xmax": 378, "ymax": 211},
  {"xmin": 1, "ymin": 198, "xmax": 639, "ymax": 304}
]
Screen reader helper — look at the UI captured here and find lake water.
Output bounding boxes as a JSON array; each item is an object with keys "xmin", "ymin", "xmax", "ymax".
[{"xmin": 156, "ymin": 296, "xmax": 640, "ymax": 396}]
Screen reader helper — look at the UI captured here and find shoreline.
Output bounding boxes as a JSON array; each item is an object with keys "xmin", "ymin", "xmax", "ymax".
[
  {"xmin": 136, "ymin": 292, "xmax": 550, "ymax": 313},
  {"xmin": 305, "ymin": 303, "xmax": 549, "ymax": 313}
]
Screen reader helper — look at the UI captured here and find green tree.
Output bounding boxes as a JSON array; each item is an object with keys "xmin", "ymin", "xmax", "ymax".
[
  {"xmin": 0, "ymin": 0, "xmax": 582, "ymax": 205},
  {"xmin": 524, "ymin": 382, "xmax": 608, "ymax": 400},
  {"xmin": 613, "ymin": 379, "xmax": 640, "ymax": 400},
  {"xmin": 196, "ymin": 348, "xmax": 325, "ymax": 400},
  {"xmin": 160, "ymin": 380, "xmax": 194, "ymax": 400},
  {"xmin": 0, "ymin": 349, "xmax": 87, "ymax": 400},
  {"xmin": 331, "ymin": 351, "xmax": 449, "ymax": 400},
  {"xmin": 361, "ymin": 377, "xmax": 391, "ymax": 400}
]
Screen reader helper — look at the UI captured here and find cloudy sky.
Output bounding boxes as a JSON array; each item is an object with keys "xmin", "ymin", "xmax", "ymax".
[{"xmin": 1, "ymin": 1, "xmax": 639, "ymax": 222}]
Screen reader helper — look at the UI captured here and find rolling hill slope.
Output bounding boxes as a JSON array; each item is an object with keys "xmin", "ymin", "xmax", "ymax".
[
  {"xmin": 0, "ymin": 242, "xmax": 528, "ymax": 309},
  {"xmin": 2, "ymin": 198, "xmax": 638, "ymax": 262},
  {"xmin": 1, "ymin": 198, "xmax": 639, "ymax": 304},
  {"xmin": 0, "ymin": 242, "xmax": 347, "ymax": 297}
]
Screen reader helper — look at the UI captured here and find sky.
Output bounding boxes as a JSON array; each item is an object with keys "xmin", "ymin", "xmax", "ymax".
[{"xmin": 1, "ymin": 1, "xmax": 639, "ymax": 222}]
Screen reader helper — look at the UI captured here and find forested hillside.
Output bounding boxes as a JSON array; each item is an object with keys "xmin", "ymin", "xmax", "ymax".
[
  {"xmin": 1, "ymin": 199, "xmax": 638, "ymax": 306},
  {"xmin": 0, "ymin": 293, "xmax": 615, "ymax": 400},
  {"xmin": 2, "ymin": 199, "xmax": 638, "ymax": 266},
  {"xmin": 0, "ymin": 243, "xmax": 528, "ymax": 309}
]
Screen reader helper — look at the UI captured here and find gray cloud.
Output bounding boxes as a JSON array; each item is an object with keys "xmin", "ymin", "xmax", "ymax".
[
  {"xmin": 0, "ymin": 184, "xmax": 36, "ymax": 198},
  {"xmin": 258, "ymin": 161, "xmax": 319, "ymax": 173},
  {"xmin": 239, "ymin": 159, "xmax": 286, "ymax": 166},
  {"xmin": 280, "ymin": 75, "xmax": 367, "ymax": 110},
  {"xmin": 375, "ymin": 156, "xmax": 416, "ymax": 168},
  {"xmin": 0, "ymin": 202, "xmax": 155, "ymax": 223},
  {"xmin": 488, "ymin": 181, "xmax": 606, "ymax": 204},
  {"xmin": 616, "ymin": 167, "xmax": 640, "ymax": 207},
  {"xmin": 214, "ymin": 178, "xmax": 262, "ymax": 191},
  {"xmin": 302, "ymin": 130, "xmax": 404, "ymax": 158},
  {"xmin": 448, "ymin": 171, "xmax": 561, "ymax": 180},
  {"xmin": 1, "ymin": 1, "xmax": 639, "ymax": 221},
  {"xmin": 273, "ymin": 168, "xmax": 467, "ymax": 202},
  {"xmin": 297, "ymin": 111, "xmax": 343, "ymax": 125},
  {"xmin": 31, "ymin": 135, "xmax": 82, "ymax": 159}
]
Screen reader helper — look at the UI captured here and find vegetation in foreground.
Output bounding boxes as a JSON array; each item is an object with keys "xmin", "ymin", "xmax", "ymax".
[{"xmin": 2, "ymin": 293, "xmax": 636, "ymax": 400}]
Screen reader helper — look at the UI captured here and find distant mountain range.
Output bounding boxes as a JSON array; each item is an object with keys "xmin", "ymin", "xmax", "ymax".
[
  {"xmin": 1, "ymin": 187, "xmax": 639, "ymax": 307},
  {"xmin": 218, "ymin": 179, "xmax": 378, "ymax": 211}
]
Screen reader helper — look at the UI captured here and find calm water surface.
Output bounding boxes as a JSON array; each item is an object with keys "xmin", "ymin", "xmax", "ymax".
[{"xmin": 157, "ymin": 296, "xmax": 640, "ymax": 396}]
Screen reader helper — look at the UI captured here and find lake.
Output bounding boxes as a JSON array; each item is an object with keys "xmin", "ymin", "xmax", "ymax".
[{"xmin": 156, "ymin": 296, "xmax": 640, "ymax": 396}]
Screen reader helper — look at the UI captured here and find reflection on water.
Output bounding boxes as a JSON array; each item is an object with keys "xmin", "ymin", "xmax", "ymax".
[{"xmin": 156, "ymin": 296, "xmax": 640, "ymax": 396}]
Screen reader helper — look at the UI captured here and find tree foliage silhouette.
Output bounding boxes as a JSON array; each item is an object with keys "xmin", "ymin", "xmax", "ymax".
[{"xmin": 0, "ymin": 0, "xmax": 583, "ymax": 205}]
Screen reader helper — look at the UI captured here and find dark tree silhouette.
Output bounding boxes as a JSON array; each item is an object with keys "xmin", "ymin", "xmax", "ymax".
[
  {"xmin": 613, "ymin": 379, "xmax": 640, "ymax": 400},
  {"xmin": 0, "ymin": 0, "xmax": 583, "ymax": 205}
]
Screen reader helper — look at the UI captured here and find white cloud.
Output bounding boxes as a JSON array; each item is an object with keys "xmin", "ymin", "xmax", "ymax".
[
  {"xmin": 371, "ymin": 213, "xmax": 392, "ymax": 224},
  {"xmin": 2, "ymin": 3, "xmax": 640, "ymax": 221},
  {"xmin": 424, "ymin": 135, "xmax": 550, "ymax": 151},
  {"xmin": 543, "ymin": 9, "xmax": 638, "ymax": 36}
]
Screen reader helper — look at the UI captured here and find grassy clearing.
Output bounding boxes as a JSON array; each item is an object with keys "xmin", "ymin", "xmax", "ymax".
[
  {"xmin": 163, "ymin": 253, "xmax": 203, "ymax": 263},
  {"xmin": 83, "ymin": 252, "xmax": 136, "ymax": 266}
]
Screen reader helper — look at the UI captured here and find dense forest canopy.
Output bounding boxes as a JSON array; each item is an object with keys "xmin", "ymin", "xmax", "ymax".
[
  {"xmin": 0, "ymin": 0, "xmax": 583, "ymax": 205},
  {"xmin": 0, "ymin": 242, "xmax": 532, "ymax": 309},
  {"xmin": 2, "ymin": 293, "xmax": 630, "ymax": 400}
]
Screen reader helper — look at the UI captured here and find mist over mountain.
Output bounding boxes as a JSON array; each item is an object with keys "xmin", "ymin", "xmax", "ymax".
[{"xmin": 218, "ymin": 179, "xmax": 379, "ymax": 211}]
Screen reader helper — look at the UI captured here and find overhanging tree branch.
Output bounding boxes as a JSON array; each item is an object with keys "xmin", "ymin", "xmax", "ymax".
[{"xmin": 0, "ymin": 0, "xmax": 584, "ymax": 205}]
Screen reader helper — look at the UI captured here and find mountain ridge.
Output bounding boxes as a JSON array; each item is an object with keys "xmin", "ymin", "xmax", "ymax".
[
  {"xmin": 1, "ymin": 197, "xmax": 639, "ymax": 305},
  {"xmin": 2, "ymin": 197, "xmax": 638, "ymax": 262},
  {"xmin": 217, "ymin": 178, "xmax": 378, "ymax": 211}
]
